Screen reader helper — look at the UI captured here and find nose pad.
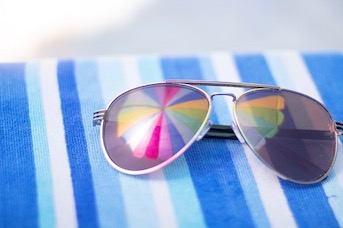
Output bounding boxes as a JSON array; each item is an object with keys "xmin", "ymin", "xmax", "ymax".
[
  {"xmin": 231, "ymin": 122, "xmax": 246, "ymax": 143},
  {"xmin": 210, "ymin": 92, "xmax": 237, "ymax": 102},
  {"xmin": 196, "ymin": 120, "xmax": 213, "ymax": 141}
]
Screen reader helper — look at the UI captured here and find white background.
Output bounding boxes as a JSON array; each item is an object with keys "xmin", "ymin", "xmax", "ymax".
[{"xmin": 1, "ymin": 0, "xmax": 343, "ymax": 61}]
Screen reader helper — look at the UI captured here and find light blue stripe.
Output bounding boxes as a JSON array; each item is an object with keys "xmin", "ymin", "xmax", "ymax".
[
  {"xmin": 264, "ymin": 54, "xmax": 294, "ymax": 90},
  {"xmin": 138, "ymin": 56, "xmax": 206, "ymax": 227},
  {"xmin": 163, "ymin": 159, "xmax": 206, "ymax": 227},
  {"xmin": 25, "ymin": 62, "xmax": 55, "ymax": 228},
  {"xmin": 119, "ymin": 175, "xmax": 158, "ymax": 228},
  {"xmin": 98, "ymin": 58, "xmax": 158, "ymax": 228},
  {"xmin": 75, "ymin": 60, "xmax": 127, "ymax": 227},
  {"xmin": 97, "ymin": 58, "xmax": 126, "ymax": 105},
  {"xmin": 200, "ymin": 56, "xmax": 270, "ymax": 228},
  {"xmin": 266, "ymin": 53, "xmax": 343, "ymax": 227},
  {"xmin": 138, "ymin": 56, "xmax": 164, "ymax": 84}
]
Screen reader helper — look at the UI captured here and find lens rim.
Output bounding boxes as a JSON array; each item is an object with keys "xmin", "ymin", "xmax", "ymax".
[
  {"xmin": 99, "ymin": 82, "xmax": 212, "ymax": 175},
  {"xmin": 233, "ymin": 88, "xmax": 338, "ymax": 184}
]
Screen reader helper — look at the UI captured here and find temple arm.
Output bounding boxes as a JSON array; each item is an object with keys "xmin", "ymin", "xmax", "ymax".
[
  {"xmin": 165, "ymin": 79, "xmax": 280, "ymax": 89},
  {"xmin": 337, "ymin": 121, "xmax": 343, "ymax": 136},
  {"xmin": 205, "ymin": 122, "xmax": 343, "ymax": 139}
]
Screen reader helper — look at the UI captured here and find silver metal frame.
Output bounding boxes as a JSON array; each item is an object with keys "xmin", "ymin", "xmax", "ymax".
[
  {"xmin": 93, "ymin": 109, "xmax": 106, "ymax": 126},
  {"xmin": 93, "ymin": 79, "xmax": 342, "ymax": 184},
  {"xmin": 94, "ymin": 82, "xmax": 212, "ymax": 175},
  {"xmin": 166, "ymin": 79, "xmax": 280, "ymax": 89},
  {"xmin": 232, "ymin": 88, "xmax": 339, "ymax": 184}
]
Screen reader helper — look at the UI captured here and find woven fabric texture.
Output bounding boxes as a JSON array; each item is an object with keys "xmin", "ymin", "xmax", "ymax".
[{"xmin": 0, "ymin": 52, "xmax": 342, "ymax": 227}]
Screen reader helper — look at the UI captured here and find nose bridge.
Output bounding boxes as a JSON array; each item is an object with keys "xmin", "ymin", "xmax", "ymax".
[{"xmin": 210, "ymin": 92, "xmax": 237, "ymax": 102}]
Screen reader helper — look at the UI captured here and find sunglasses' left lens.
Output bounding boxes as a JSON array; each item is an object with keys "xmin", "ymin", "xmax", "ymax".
[{"xmin": 101, "ymin": 83, "xmax": 210, "ymax": 174}]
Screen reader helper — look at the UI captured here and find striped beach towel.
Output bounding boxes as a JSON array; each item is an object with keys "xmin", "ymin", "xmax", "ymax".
[{"xmin": 0, "ymin": 52, "xmax": 342, "ymax": 227}]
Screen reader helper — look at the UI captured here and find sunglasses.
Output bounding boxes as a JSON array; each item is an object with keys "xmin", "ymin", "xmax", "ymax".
[{"xmin": 93, "ymin": 80, "xmax": 343, "ymax": 184}]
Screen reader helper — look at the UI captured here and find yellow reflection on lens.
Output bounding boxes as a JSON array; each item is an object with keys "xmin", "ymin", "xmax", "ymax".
[{"xmin": 236, "ymin": 95, "xmax": 285, "ymax": 138}]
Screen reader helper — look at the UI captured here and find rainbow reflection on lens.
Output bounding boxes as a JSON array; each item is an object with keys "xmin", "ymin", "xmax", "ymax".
[
  {"xmin": 236, "ymin": 94, "xmax": 285, "ymax": 139},
  {"xmin": 102, "ymin": 83, "xmax": 210, "ymax": 173}
]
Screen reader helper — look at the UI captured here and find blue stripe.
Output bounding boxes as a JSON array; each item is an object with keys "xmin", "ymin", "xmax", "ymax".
[
  {"xmin": 0, "ymin": 63, "xmax": 38, "ymax": 227},
  {"xmin": 97, "ymin": 58, "xmax": 125, "ymax": 105},
  {"xmin": 75, "ymin": 60, "xmax": 128, "ymax": 227},
  {"xmin": 160, "ymin": 57, "xmax": 255, "ymax": 227},
  {"xmin": 26, "ymin": 62, "xmax": 55, "ymax": 227},
  {"xmin": 302, "ymin": 53, "xmax": 343, "ymax": 126},
  {"xmin": 235, "ymin": 54, "xmax": 339, "ymax": 227},
  {"xmin": 57, "ymin": 61, "xmax": 99, "ymax": 227},
  {"xmin": 235, "ymin": 54, "xmax": 276, "ymax": 85},
  {"xmin": 199, "ymin": 56, "xmax": 270, "ymax": 228}
]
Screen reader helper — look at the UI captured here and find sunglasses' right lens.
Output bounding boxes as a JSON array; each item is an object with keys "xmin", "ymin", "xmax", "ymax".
[{"xmin": 235, "ymin": 89, "xmax": 337, "ymax": 183}]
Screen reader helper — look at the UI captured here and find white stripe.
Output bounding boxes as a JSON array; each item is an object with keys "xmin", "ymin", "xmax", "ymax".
[
  {"xmin": 210, "ymin": 52, "xmax": 297, "ymax": 228},
  {"xmin": 335, "ymin": 144, "xmax": 343, "ymax": 199},
  {"xmin": 277, "ymin": 51, "xmax": 321, "ymax": 100},
  {"xmin": 122, "ymin": 55, "xmax": 142, "ymax": 88},
  {"xmin": 277, "ymin": 51, "xmax": 343, "ymax": 226},
  {"xmin": 149, "ymin": 170, "xmax": 178, "ymax": 228},
  {"xmin": 39, "ymin": 60, "xmax": 77, "ymax": 228}
]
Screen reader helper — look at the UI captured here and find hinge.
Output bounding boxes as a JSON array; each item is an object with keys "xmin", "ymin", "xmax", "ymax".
[
  {"xmin": 93, "ymin": 109, "xmax": 106, "ymax": 126},
  {"xmin": 336, "ymin": 121, "xmax": 343, "ymax": 136}
]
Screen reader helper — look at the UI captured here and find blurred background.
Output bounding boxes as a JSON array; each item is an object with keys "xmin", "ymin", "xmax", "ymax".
[{"xmin": 1, "ymin": 0, "xmax": 343, "ymax": 61}]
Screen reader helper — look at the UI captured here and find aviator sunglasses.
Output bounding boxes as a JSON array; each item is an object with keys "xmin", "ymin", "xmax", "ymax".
[{"xmin": 93, "ymin": 80, "xmax": 343, "ymax": 184}]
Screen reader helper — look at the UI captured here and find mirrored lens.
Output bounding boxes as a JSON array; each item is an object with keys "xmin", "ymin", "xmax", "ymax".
[
  {"xmin": 102, "ymin": 83, "xmax": 210, "ymax": 173},
  {"xmin": 235, "ymin": 89, "xmax": 337, "ymax": 183}
]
